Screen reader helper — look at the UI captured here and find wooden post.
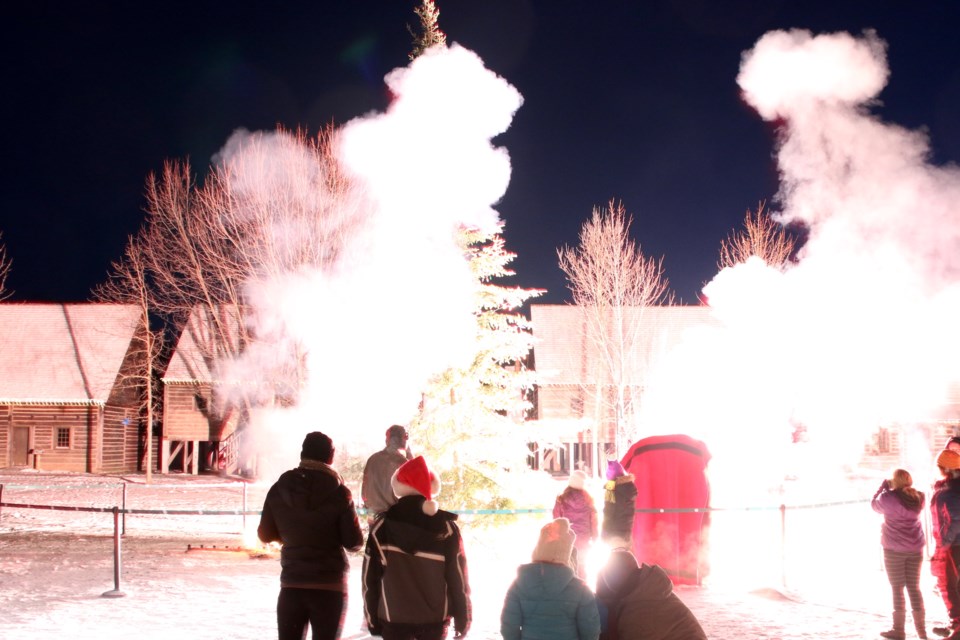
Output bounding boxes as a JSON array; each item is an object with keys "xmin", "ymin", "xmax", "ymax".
[
  {"xmin": 101, "ymin": 507, "xmax": 126, "ymax": 598},
  {"xmin": 780, "ymin": 503, "xmax": 787, "ymax": 589}
]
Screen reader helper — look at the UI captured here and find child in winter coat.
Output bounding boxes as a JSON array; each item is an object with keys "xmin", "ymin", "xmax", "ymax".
[
  {"xmin": 554, "ymin": 470, "xmax": 599, "ymax": 579},
  {"xmin": 871, "ymin": 468, "xmax": 926, "ymax": 639},
  {"xmin": 501, "ymin": 518, "xmax": 601, "ymax": 640},
  {"xmin": 596, "ymin": 550, "xmax": 706, "ymax": 640},
  {"xmin": 602, "ymin": 461, "xmax": 638, "ymax": 549}
]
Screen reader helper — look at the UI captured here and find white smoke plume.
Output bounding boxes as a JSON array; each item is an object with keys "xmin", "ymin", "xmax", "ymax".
[
  {"xmin": 640, "ymin": 29, "xmax": 960, "ymax": 501},
  {"xmin": 214, "ymin": 44, "xmax": 523, "ymax": 478}
]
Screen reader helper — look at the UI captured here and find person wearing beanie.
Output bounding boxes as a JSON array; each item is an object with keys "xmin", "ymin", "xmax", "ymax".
[
  {"xmin": 871, "ymin": 469, "xmax": 927, "ymax": 639},
  {"xmin": 932, "ymin": 449, "xmax": 960, "ymax": 639},
  {"xmin": 257, "ymin": 431, "xmax": 364, "ymax": 640},
  {"xmin": 602, "ymin": 460, "xmax": 638, "ymax": 548},
  {"xmin": 595, "ymin": 550, "xmax": 706, "ymax": 640},
  {"xmin": 501, "ymin": 518, "xmax": 600, "ymax": 640},
  {"xmin": 361, "ymin": 425, "xmax": 414, "ymax": 525},
  {"xmin": 553, "ymin": 470, "xmax": 599, "ymax": 579},
  {"xmin": 362, "ymin": 455, "xmax": 471, "ymax": 640}
]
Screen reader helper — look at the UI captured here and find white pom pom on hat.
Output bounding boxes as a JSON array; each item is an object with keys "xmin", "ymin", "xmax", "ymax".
[{"xmin": 391, "ymin": 455, "xmax": 442, "ymax": 515}]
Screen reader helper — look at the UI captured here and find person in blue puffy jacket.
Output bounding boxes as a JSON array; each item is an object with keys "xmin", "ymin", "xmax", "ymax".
[
  {"xmin": 500, "ymin": 518, "xmax": 600, "ymax": 640},
  {"xmin": 871, "ymin": 468, "xmax": 926, "ymax": 639}
]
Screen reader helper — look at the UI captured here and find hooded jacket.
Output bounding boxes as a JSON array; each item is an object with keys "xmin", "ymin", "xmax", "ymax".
[
  {"xmin": 931, "ymin": 475, "xmax": 960, "ymax": 548},
  {"xmin": 362, "ymin": 495, "xmax": 471, "ymax": 636},
  {"xmin": 598, "ymin": 562, "xmax": 706, "ymax": 640},
  {"xmin": 257, "ymin": 461, "xmax": 364, "ymax": 588},
  {"xmin": 554, "ymin": 489, "xmax": 599, "ymax": 546},
  {"xmin": 501, "ymin": 561, "xmax": 600, "ymax": 640},
  {"xmin": 871, "ymin": 483, "xmax": 925, "ymax": 553}
]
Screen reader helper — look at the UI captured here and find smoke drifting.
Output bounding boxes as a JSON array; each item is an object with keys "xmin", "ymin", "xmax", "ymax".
[
  {"xmin": 214, "ymin": 44, "xmax": 523, "ymax": 475},
  {"xmin": 642, "ymin": 30, "xmax": 960, "ymax": 498}
]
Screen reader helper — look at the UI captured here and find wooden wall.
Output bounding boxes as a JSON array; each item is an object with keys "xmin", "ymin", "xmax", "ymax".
[
  {"xmin": 1, "ymin": 404, "xmax": 94, "ymax": 472},
  {"xmin": 163, "ymin": 382, "xmax": 221, "ymax": 441}
]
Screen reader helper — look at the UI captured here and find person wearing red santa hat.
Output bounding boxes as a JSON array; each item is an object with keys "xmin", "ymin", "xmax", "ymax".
[{"xmin": 362, "ymin": 455, "xmax": 472, "ymax": 640}]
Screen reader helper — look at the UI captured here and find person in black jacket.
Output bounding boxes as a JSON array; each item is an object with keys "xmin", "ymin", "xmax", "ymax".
[
  {"xmin": 258, "ymin": 431, "xmax": 364, "ymax": 640},
  {"xmin": 602, "ymin": 461, "xmax": 638, "ymax": 549},
  {"xmin": 362, "ymin": 455, "xmax": 472, "ymax": 640}
]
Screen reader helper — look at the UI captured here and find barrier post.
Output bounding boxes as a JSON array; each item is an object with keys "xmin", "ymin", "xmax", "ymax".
[
  {"xmin": 121, "ymin": 483, "xmax": 127, "ymax": 536},
  {"xmin": 780, "ymin": 503, "xmax": 787, "ymax": 589},
  {"xmin": 242, "ymin": 482, "xmax": 247, "ymax": 532},
  {"xmin": 101, "ymin": 507, "xmax": 126, "ymax": 598}
]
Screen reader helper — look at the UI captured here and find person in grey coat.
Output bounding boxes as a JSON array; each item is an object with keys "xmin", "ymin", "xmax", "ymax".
[{"xmin": 501, "ymin": 517, "xmax": 600, "ymax": 640}]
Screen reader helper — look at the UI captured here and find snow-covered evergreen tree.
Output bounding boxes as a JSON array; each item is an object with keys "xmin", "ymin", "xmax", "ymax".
[{"xmin": 411, "ymin": 222, "xmax": 542, "ymax": 513}]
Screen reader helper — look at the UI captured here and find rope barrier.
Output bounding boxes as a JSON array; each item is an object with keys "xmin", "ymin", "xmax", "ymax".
[{"xmin": 0, "ymin": 500, "xmax": 871, "ymax": 516}]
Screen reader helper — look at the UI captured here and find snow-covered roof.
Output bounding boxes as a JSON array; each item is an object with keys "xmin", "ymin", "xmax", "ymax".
[
  {"xmin": 530, "ymin": 304, "xmax": 719, "ymax": 386},
  {"xmin": 0, "ymin": 303, "xmax": 141, "ymax": 404},
  {"xmin": 163, "ymin": 305, "xmax": 243, "ymax": 384}
]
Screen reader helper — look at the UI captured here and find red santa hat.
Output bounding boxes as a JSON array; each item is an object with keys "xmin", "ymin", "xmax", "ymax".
[{"xmin": 391, "ymin": 455, "xmax": 442, "ymax": 515}]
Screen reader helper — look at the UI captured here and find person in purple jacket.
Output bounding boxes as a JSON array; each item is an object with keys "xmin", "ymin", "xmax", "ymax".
[
  {"xmin": 873, "ymin": 468, "xmax": 927, "ymax": 639},
  {"xmin": 554, "ymin": 470, "xmax": 599, "ymax": 579}
]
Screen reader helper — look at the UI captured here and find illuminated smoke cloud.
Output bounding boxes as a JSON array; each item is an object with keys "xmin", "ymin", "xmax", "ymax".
[
  {"xmin": 214, "ymin": 44, "xmax": 523, "ymax": 476},
  {"xmin": 641, "ymin": 30, "xmax": 960, "ymax": 502}
]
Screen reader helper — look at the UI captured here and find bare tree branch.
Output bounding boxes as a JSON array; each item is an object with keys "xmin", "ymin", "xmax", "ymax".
[
  {"xmin": 557, "ymin": 199, "xmax": 674, "ymax": 460},
  {"xmin": 718, "ymin": 201, "xmax": 797, "ymax": 270},
  {"xmin": 93, "ymin": 232, "xmax": 162, "ymax": 481},
  {"xmin": 0, "ymin": 231, "xmax": 12, "ymax": 300}
]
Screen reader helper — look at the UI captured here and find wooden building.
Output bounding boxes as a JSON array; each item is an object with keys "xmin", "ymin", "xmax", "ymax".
[
  {"xmin": 160, "ymin": 308, "xmax": 243, "ymax": 475},
  {"xmin": 0, "ymin": 303, "xmax": 146, "ymax": 473},
  {"xmin": 529, "ymin": 304, "xmax": 717, "ymax": 475},
  {"xmin": 529, "ymin": 303, "xmax": 960, "ymax": 476}
]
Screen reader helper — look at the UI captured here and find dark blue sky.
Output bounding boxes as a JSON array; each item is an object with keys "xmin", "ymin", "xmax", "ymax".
[{"xmin": 4, "ymin": 2, "xmax": 959, "ymax": 304}]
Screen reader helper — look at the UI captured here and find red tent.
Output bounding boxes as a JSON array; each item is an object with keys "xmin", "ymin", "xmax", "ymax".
[{"xmin": 620, "ymin": 434, "xmax": 711, "ymax": 585}]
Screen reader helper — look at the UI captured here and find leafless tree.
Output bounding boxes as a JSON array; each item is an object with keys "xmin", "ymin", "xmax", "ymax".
[
  {"xmin": 0, "ymin": 231, "xmax": 12, "ymax": 300},
  {"xmin": 94, "ymin": 232, "xmax": 162, "ymax": 482},
  {"xmin": 131, "ymin": 127, "xmax": 361, "ymax": 442},
  {"xmin": 558, "ymin": 199, "xmax": 674, "ymax": 462},
  {"xmin": 718, "ymin": 201, "xmax": 797, "ymax": 270}
]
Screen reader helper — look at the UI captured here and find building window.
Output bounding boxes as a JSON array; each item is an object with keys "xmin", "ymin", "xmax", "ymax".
[{"xmin": 56, "ymin": 427, "xmax": 71, "ymax": 449}]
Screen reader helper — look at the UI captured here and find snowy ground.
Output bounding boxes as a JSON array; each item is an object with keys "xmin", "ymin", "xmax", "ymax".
[{"xmin": 0, "ymin": 469, "xmax": 947, "ymax": 639}]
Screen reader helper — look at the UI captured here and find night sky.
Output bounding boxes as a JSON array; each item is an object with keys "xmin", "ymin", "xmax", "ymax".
[{"xmin": 4, "ymin": 1, "xmax": 959, "ymax": 304}]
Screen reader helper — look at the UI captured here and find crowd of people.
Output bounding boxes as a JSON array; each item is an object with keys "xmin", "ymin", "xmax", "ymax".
[{"xmin": 255, "ymin": 427, "xmax": 706, "ymax": 640}]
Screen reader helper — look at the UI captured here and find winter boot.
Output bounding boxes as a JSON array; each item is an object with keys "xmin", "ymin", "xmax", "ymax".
[
  {"xmin": 914, "ymin": 609, "xmax": 928, "ymax": 639},
  {"xmin": 880, "ymin": 610, "xmax": 906, "ymax": 639}
]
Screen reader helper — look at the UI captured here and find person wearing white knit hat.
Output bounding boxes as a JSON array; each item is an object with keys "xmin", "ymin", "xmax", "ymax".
[
  {"xmin": 362, "ymin": 456, "xmax": 471, "ymax": 640},
  {"xmin": 501, "ymin": 518, "xmax": 600, "ymax": 640},
  {"xmin": 553, "ymin": 471, "xmax": 598, "ymax": 579}
]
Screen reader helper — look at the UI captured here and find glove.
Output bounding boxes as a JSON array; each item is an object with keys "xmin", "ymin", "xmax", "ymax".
[{"xmin": 455, "ymin": 620, "xmax": 470, "ymax": 638}]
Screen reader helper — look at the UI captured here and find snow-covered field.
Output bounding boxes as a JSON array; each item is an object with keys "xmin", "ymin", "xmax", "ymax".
[{"xmin": 0, "ymin": 469, "xmax": 946, "ymax": 639}]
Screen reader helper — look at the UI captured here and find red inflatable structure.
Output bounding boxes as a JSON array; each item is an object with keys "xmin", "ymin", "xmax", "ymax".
[{"xmin": 620, "ymin": 434, "xmax": 711, "ymax": 585}]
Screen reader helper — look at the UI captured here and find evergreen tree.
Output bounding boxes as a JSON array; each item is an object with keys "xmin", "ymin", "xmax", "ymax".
[
  {"xmin": 411, "ymin": 223, "xmax": 542, "ymax": 513},
  {"xmin": 409, "ymin": 0, "xmax": 447, "ymax": 60},
  {"xmin": 404, "ymin": 2, "xmax": 542, "ymax": 514}
]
